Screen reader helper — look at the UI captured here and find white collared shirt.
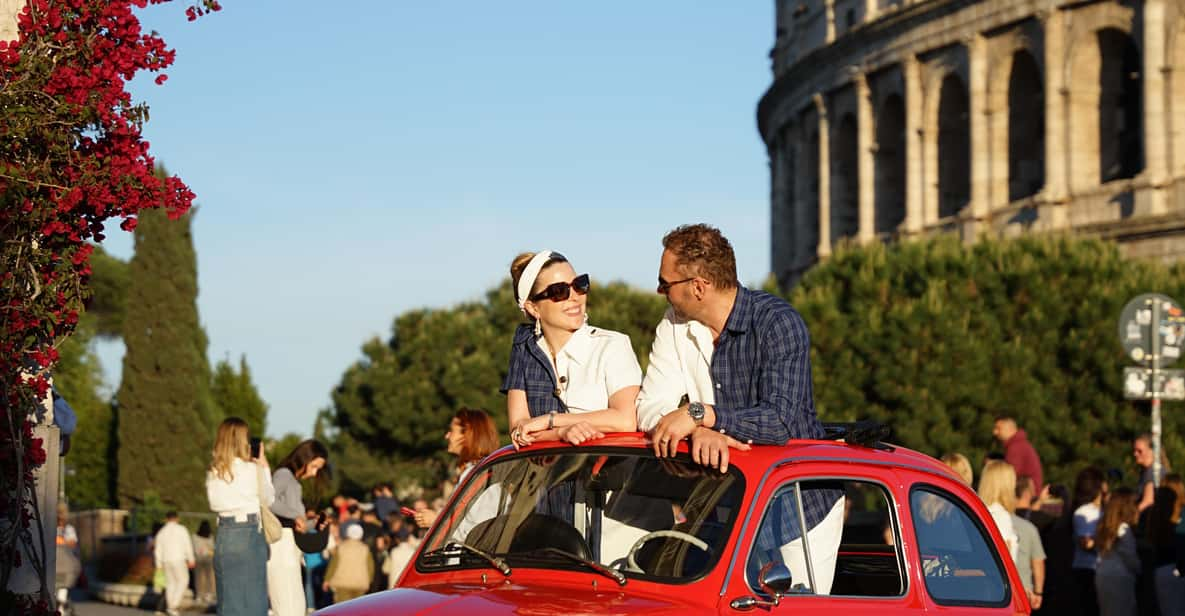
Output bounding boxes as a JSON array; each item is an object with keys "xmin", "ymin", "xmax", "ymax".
[
  {"xmin": 206, "ymin": 457, "xmax": 275, "ymax": 520},
  {"xmin": 535, "ymin": 324, "xmax": 642, "ymax": 413},
  {"xmin": 637, "ymin": 307, "xmax": 717, "ymax": 431}
]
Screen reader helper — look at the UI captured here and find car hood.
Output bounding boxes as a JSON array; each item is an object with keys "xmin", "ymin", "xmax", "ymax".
[{"xmin": 315, "ymin": 582, "xmax": 714, "ymax": 616}]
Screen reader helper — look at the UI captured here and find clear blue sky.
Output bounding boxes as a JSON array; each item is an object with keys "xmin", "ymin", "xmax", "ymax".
[{"xmin": 97, "ymin": 2, "xmax": 777, "ymax": 438}]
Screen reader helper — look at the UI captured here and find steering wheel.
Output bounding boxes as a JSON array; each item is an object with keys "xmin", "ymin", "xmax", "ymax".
[{"xmin": 625, "ymin": 530, "xmax": 710, "ymax": 573}]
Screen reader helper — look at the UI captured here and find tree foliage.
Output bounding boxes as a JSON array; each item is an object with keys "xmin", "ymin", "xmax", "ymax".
[
  {"xmin": 0, "ymin": 1, "xmax": 199, "ymax": 607},
  {"xmin": 325, "ymin": 281, "xmax": 667, "ymax": 494},
  {"xmin": 211, "ymin": 355, "xmax": 268, "ymax": 437},
  {"xmin": 116, "ymin": 206, "xmax": 215, "ymax": 511},
  {"xmin": 787, "ymin": 236, "xmax": 1185, "ymax": 488}
]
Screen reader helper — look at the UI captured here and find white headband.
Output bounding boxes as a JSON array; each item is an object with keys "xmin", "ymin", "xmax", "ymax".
[{"xmin": 517, "ymin": 250, "xmax": 556, "ymax": 316}]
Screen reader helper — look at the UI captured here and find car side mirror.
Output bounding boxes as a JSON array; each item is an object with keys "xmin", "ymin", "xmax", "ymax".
[
  {"xmin": 758, "ymin": 562, "xmax": 793, "ymax": 598},
  {"xmin": 730, "ymin": 562, "xmax": 794, "ymax": 610}
]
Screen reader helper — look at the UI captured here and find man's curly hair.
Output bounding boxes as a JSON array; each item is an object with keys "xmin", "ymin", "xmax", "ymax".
[{"xmin": 661, "ymin": 224, "xmax": 738, "ymax": 289}]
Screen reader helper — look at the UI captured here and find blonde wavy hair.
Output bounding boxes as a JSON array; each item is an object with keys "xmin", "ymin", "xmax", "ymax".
[
  {"xmin": 978, "ymin": 460, "xmax": 1017, "ymax": 513},
  {"xmin": 940, "ymin": 453, "xmax": 974, "ymax": 486},
  {"xmin": 210, "ymin": 417, "xmax": 251, "ymax": 482}
]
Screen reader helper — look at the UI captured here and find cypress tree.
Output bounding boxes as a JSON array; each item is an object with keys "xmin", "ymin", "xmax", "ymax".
[
  {"xmin": 116, "ymin": 205, "xmax": 216, "ymax": 511},
  {"xmin": 211, "ymin": 355, "xmax": 269, "ymax": 437}
]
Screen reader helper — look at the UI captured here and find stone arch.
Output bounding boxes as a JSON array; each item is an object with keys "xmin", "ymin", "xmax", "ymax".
[
  {"xmin": 1008, "ymin": 49, "xmax": 1045, "ymax": 201},
  {"xmin": 1098, "ymin": 28, "xmax": 1143, "ymax": 183},
  {"xmin": 937, "ymin": 73, "xmax": 971, "ymax": 218},
  {"xmin": 874, "ymin": 93, "xmax": 906, "ymax": 234},
  {"xmin": 831, "ymin": 113, "xmax": 860, "ymax": 244}
]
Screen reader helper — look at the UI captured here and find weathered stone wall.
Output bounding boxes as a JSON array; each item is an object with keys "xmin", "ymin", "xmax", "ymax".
[{"xmin": 764, "ymin": 0, "xmax": 1185, "ymax": 287}]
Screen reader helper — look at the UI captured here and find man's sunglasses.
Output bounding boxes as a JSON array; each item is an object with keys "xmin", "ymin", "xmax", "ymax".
[
  {"xmin": 530, "ymin": 274, "xmax": 591, "ymax": 302},
  {"xmin": 657, "ymin": 276, "xmax": 695, "ymax": 294}
]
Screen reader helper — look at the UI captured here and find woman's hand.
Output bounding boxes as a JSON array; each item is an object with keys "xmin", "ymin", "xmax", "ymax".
[
  {"xmin": 556, "ymin": 421, "xmax": 603, "ymax": 446},
  {"xmin": 414, "ymin": 508, "xmax": 439, "ymax": 529},
  {"xmin": 294, "ymin": 516, "xmax": 307, "ymax": 533},
  {"xmin": 512, "ymin": 416, "xmax": 549, "ymax": 449},
  {"xmin": 254, "ymin": 448, "xmax": 269, "ymax": 469}
]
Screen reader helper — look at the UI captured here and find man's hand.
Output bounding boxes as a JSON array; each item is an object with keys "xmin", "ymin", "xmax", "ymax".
[
  {"xmin": 294, "ymin": 516, "xmax": 307, "ymax": 533},
  {"xmin": 689, "ymin": 428, "xmax": 751, "ymax": 473},
  {"xmin": 651, "ymin": 406, "xmax": 695, "ymax": 458},
  {"xmin": 556, "ymin": 422, "xmax": 602, "ymax": 445},
  {"xmin": 1028, "ymin": 591, "xmax": 1042, "ymax": 610}
]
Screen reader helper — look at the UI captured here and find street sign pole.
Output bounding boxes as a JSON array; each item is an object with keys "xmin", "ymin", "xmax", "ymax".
[{"xmin": 1151, "ymin": 296, "xmax": 1162, "ymax": 488}]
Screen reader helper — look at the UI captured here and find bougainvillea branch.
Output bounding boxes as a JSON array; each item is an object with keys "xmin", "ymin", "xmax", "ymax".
[{"xmin": 0, "ymin": 1, "xmax": 203, "ymax": 612}]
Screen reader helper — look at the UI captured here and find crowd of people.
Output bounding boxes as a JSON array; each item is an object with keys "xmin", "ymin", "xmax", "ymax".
[
  {"xmin": 939, "ymin": 419, "xmax": 1185, "ymax": 616},
  {"xmin": 176, "ymin": 223, "xmax": 1178, "ymax": 616}
]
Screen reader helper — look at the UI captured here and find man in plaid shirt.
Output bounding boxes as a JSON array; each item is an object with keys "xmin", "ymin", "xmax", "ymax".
[{"xmin": 637, "ymin": 223, "xmax": 844, "ymax": 594}]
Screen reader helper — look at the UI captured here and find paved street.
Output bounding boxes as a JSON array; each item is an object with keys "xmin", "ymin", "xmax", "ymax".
[{"xmin": 70, "ymin": 593, "xmax": 211, "ymax": 616}]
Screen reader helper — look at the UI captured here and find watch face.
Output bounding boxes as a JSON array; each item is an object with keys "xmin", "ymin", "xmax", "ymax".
[{"xmin": 689, "ymin": 402, "xmax": 705, "ymax": 418}]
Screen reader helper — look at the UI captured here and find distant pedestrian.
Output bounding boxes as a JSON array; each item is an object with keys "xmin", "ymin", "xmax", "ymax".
[
  {"xmin": 993, "ymin": 416, "xmax": 1043, "ymax": 495},
  {"xmin": 371, "ymin": 484, "xmax": 399, "ymax": 526},
  {"xmin": 1148, "ymin": 476, "xmax": 1185, "ymax": 615},
  {"xmin": 940, "ymin": 452, "xmax": 973, "ymax": 486},
  {"xmin": 413, "ymin": 408, "xmax": 499, "ymax": 535},
  {"xmin": 153, "ymin": 511, "xmax": 195, "ymax": 616},
  {"xmin": 1134, "ymin": 434, "xmax": 1170, "ymax": 513},
  {"xmin": 978, "ymin": 460, "xmax": 1019, "ymax": 561},
  {"xmin": 1072, "ymin": 466, "xmax": 1108, "ymax": 616},
  {"xmin": 323, "ymin": 524, "xmax": 374, "ymax": 604},
  {"xmin": 192, "ymin": 520, "xmax": 216, "ymax": 604},
  {"xmin": 206, "ymin": 417, "xmax": 273, "ymax": 616},
  {"xmin": 269, "ymin": 439, "xmax": 329, "ymax": 616},
  {"xmin": 1095, "ymin": 487, "xmax": 1140, "ymax": 616},
  {"xmin": 1015, "ymin": 475, "xmax": 1056, "ymax": 534}
]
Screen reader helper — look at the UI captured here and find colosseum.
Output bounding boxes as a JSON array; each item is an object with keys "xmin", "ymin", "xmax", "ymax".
[{"xmin": 761, "ymin": 0, "xmax": 1185, "ymax": 287}]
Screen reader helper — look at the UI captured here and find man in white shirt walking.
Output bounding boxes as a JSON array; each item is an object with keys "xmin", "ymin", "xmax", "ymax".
[{"xmin": 154, "ymin": 511, "xmax": 195, "ymax": 616}]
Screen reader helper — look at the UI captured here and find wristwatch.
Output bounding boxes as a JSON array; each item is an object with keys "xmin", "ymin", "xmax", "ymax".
[{"xmin": 688, "ymin": 401, "xmax": 705, "ymax": 427}]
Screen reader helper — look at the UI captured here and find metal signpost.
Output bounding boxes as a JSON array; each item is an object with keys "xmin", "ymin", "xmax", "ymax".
[{"xmin": 1119, "ymin": 293, "xmax": 1185, "ymax": 488}]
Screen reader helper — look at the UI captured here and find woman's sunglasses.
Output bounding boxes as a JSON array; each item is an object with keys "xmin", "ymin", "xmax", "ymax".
[{"xmin": 530, "ymin": 274, "xmax": 591, "ymax": 302}]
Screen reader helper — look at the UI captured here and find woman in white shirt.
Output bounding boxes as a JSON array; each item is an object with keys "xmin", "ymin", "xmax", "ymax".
[
  {"xmin": 977, "ymin": 460, "xmax": 1019, "ymax": 562},
  {"xmin": 413, "ymin": 408, "xmax": 500, "ymax": 538},
  {"xmin": 1094, "ymin": 487, "xmax": 1140, "ymax": 616},
  {"xmin": 502, "ymin": 251, "xmax": 642, "ymax": 447},
  {"xmin": 206, "ymin": 417, "xmax": 274, "ymax": 616}
]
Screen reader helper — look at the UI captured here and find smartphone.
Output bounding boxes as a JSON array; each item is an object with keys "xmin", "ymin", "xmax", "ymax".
[
  {"xmin": 249, "ymin": 437, "xmax": 262, "ymax": 459},
  {"xmin": 400, "ymin": 506, "xmax": 417, "ymax": 517}
]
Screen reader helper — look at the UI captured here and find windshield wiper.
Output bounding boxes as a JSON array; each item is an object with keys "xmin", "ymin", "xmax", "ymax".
[
  {"xmin": 421, "ymin": 541, "xmax": 511, "ymax": 576},
  {"xmin": 532, "ymin": 547, "xmax": 627, "ymax": 586}
]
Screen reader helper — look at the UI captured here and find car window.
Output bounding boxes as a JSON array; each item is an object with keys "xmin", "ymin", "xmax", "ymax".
[
  {"xmin": 417, "ymin": 449, "xmax": 745, "ymax": 584},
  {"xmin": 910, "ymin": 485, "xmax": 1009, "ymax": 606},
  {"xmin": 745, "ymin": 479, "xmax": 904, "ymax": 598}
]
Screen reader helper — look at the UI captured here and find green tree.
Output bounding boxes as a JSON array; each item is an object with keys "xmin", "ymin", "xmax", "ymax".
[
  {"xmin": 211, "ymin": 355, "xmax": 268, "ymax": 437},
  {"xmin": 116, "ymin": 205, "xmax": 217, "ymax": 511},
  {"xmin": 55, "ymin": 245, "xmax": 130, "ymax": 509},
  {"xmin": 787, "ymin": 236, "xmax": 1185, "ymax": 487},
  {"xmin": 325, "ymin": 281, "xmax": 666, "ymax": 494}
]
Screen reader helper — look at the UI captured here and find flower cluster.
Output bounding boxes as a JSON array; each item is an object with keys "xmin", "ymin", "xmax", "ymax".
[{"xmin": 0, "ymin": 1, "xmax": 201, "ymax": 612}]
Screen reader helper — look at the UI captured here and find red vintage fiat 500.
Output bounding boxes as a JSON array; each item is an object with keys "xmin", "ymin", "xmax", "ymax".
[{"xmin": 319, "ymin": 426, "xmax": 1029, "ymax": 615}]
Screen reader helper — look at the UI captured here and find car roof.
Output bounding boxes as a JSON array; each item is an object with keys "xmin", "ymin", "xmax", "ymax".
[{"xmin": 482, "ymin": 432, "xmax": 963, "ymax": 485}]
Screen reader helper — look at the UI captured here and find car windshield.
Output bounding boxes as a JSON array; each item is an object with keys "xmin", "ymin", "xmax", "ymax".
[{"xmin": 417, "ymin": 448, "xmax": 746, "ymax": 584}]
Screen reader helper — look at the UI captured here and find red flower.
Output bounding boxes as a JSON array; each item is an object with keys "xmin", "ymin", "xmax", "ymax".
[
  {"xmin": 121, "ymin": 217, "xmax": 138, "ymax": 232},
  {"xmin": 155, "ymin": 73, "xmax": 168, "ymax": 85}
]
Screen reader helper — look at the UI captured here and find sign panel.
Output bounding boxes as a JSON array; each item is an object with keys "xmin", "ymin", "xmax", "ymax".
[
  {"xmin": 1118, "ymin": 293, "xmax": 1185, "ymax": 366},
  {"xmin": 1124, "ymin": 367, "xmax": 1185, "ymax": 400}
]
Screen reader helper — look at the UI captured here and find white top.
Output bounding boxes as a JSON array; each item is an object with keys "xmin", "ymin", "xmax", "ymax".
[
  {"xmin": 986, "ymin": 503, "xmax": 1018, "ymax": 563},
  {"xmin": 206, "ymin": 458, "xmax": 275, "ymax": 521},
  {"xmin": 637, "ymin": 307, "xmax": 717, "ymax": 431},
  {"xmin": 536, "ymin": 324, "xmax": 642, "ymax": 413},
  {"xmin": 385, "ymin": 536, "xmax": 421, "ymax": 588},
  {"xmin": 153, "ymin": 521, "xmax": 195, "ymax": 566},
  {"xmin": 1072, "ymin": 502, "xmax": 1102, "ymax": 570}
]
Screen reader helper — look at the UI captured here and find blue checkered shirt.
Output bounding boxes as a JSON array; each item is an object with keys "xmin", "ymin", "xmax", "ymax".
[
  {"xmin": 501, "ymin": 324, "xmax": 566, "ymax": 417},
  {"xmin": 710, "ymin": 287, "xmax": 841, "ymax": 538}
]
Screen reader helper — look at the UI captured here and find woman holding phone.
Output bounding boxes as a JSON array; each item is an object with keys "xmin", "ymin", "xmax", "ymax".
[
  {"xmin": 502, "ymin": 251, "xmax": 642, "ymax": 447},
  {"xmin": 268, "ymin": 440, "xmax": 329, "ymax": 616},
  {"xmin": 206, "ymin": 417, "xmax": 273, "ymax": 616}
]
